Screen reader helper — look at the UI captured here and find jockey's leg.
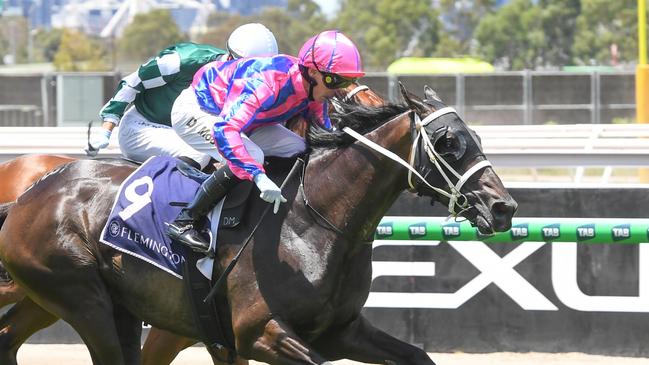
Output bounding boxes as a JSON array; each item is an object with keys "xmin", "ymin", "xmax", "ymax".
[
  {"xmin": 167, "ymin": 163, "xmax": 242, "ymax": 253},
  {"xmin": 118, "ymin": 107, "xmax": 211, "ymax": 168},
  {"xmin": 167, "ymin": 132, "xmax": 263, "ymax": 253},
  {"xmin": 171, "ymin": 88, "xmax": 227, "ymax": 169},
  {"xmin": 249, "ymin": 124, "xmax": 306, "ymax": 158}
]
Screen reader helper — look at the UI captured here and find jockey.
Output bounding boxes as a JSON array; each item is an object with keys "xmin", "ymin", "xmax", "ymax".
[
  {"xmin": 166, "ymin": 30, "xmax": 364, "ymax": 253},
  {"xmin": 88, "ymin": 23, "xmax": 279, "ymax": 168}
]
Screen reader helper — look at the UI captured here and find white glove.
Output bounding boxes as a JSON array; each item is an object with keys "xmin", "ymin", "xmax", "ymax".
[
  {"xmin": 85, "ymin": 128, "xmax": 112, "ymax": 157},
  {"xmin": 253, "ymin": 173, "xmax": 286, "ymax": 214}
]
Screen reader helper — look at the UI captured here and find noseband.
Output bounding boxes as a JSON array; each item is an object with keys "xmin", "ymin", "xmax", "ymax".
[{"xmin": 343, "ymin": 107, "xmax": 491, "ymax": 217}]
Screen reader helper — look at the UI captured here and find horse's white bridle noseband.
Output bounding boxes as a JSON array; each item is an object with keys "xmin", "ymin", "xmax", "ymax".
[{"xmin": 343, "ymin": 106, "xmax": 492, "ymax": 216}]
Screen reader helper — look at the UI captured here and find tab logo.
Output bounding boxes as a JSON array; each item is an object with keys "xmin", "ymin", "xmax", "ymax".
[
  {"xmin": 442, "ymin": 223, "xmax": 461, "ymax": 239},
  {"xmin": 612, "ymin": 224, "xmax": 631, "ymax": 241},
  {"xmin": 576, "ymin": 224, "xmax": 595, "ymax": 241},
  {"xmin": 408, "ymin": 222, "xmax": 427, "ymax": 238},
  {"xmin": 376, "ymin": 222, "xmax": 393, "ymax": 238},
  {"xmin": 510, "ymin": 224, "xmax": 529, "ymax": 240},
  {"xmin": 541, "ymin": 224, "xmax": 560, "ymax": 241}
]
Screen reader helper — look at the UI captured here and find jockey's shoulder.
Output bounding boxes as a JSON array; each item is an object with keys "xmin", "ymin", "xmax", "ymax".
[{"xmin": 159, "ymin": 42, "xmax": 226, "ymax": 64}]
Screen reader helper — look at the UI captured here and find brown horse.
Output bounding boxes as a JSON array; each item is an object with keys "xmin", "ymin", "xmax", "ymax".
[
  {"xmin": 0, "ymin": 84, "xmax": 516, "ymax": 365},
  {"xmin": 0, "ymin": 84, "xmax": 386, "ymax": 364},
  {"xmin": 140, "ymin": 82, "xmax": 387, "ymax": 364},
  {"xmin": 0, "ymin": 154, "xmax": 200, "ymax": 364},
  {"xmin": 0, "ymin": 154, "xmax": 75, "ymax": 308}
]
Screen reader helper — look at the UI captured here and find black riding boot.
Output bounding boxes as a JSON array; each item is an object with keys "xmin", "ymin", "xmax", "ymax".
[{"xmin": 167, "ymin": 165, "xmax": 241, "ymax": 253}]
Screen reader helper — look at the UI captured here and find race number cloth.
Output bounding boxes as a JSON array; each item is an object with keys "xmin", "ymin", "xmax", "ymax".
[{"xmin": 100, "ymin": 156, "xmax": 220, "ymax": 279}]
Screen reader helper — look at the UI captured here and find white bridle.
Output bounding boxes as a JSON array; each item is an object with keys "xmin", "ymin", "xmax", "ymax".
[
  {"xmin": 342, "ymin": 107, "xmax": 492, "ymax": 216},
  {"xmin": 342, "ymin": 84, "xmax": 369, "ymax": 102}
]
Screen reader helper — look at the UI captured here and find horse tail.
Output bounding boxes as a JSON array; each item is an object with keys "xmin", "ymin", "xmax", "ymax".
[{"xmin": 0, "ymin": 201, "xmax": 14, "ymax": 230}]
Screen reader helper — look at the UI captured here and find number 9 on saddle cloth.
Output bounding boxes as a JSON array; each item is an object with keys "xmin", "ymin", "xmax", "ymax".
[{"xmin": 99, "ymin": 155, "xmax": 294, "ymax": 279}]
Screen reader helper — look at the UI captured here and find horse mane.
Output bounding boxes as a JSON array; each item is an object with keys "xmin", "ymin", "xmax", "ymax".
[{"xmin": 306, "ymin": 99, "xmax": 409, "ymax": 149}]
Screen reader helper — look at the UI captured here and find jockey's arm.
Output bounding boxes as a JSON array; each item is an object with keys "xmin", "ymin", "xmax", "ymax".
[{"xmin": 99, "ymin": 50, "xmax": 182, "ymax": 125}]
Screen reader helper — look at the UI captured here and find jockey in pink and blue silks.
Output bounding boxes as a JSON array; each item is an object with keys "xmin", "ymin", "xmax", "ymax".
[{"xmin": 167, "ymin": 30, "xmax": 365, "ymax": 253}]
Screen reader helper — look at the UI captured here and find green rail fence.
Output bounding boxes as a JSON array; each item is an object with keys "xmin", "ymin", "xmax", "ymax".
[{"xmin": 375, "ymin": 217, "xmax": 649, "ymax": 244}]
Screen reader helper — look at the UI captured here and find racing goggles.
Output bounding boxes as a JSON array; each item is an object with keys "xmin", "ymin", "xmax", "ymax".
[{"xmin": 320, "ymin": 72, "xmax": 357, "ymax": 89}]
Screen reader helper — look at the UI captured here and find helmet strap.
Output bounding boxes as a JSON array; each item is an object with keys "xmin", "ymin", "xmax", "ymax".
[{"xmin": 299, "ymin": 65, "xmax": 318, "ymax": 101}]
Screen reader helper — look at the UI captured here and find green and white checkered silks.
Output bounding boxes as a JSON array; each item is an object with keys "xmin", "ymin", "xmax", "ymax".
[{"xmin": 99, "ymin": 43, "xmax": 226, "ymax": 127}]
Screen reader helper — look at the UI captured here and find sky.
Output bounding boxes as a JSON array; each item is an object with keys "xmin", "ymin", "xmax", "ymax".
[{"xmin": 313, "ymin": 0, "xmax": 339, "ymax": 18}]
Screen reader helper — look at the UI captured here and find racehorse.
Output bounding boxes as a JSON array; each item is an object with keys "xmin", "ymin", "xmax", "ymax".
[
  {"xmin": 0, "ymin": 84, "xmax": 386, "ymax": 364},
  {"xmin": 0, "ymin": 154, "xmax": 75, "ymax": 308},
  {"xmin": 0, "ymin": 84, "xmax": 515, "ymax": 365}
]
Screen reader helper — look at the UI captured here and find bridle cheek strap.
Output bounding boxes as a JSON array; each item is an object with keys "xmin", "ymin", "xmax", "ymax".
[
  {"xmin": 342, "ymin": 125, "xmax": 434, "ymax": 190},
  {"xmin": 343, "ymin": 108, "xmax": 492, "ymax": 216},
  {"xmin": 411, "ymin": 109, "xmax": 493, "ymax": 214}
]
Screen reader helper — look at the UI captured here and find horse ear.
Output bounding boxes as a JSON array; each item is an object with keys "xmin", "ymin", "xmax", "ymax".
[
  {"xmin": 424, "ymin": 85, "xmax": 442, "ymax": 102},
  {"xmin": 399, "ymin": 82, "xmax": 428, "ymax": 114}
]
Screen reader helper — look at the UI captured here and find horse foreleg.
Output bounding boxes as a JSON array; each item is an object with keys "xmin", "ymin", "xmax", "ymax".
[
  {"xmin": 238, "ymin": 318, "xmax": 329, "ymax": 365},
  {"xmin": 0, "ymin": 297, "xmax": 58, "ymax": 365},
  {"xmin": 312, "ymin": 315, "xmax": 435, "ymax": 365}
]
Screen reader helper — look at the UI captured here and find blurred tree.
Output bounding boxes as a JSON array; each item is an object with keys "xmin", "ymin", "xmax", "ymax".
[
  {"xmin": 335, "ymin": 0, "xmax": 439, "ymax": 70},
  {"xmin": 474, "ymin": 0, "xmax": 544, "ymax": 70},
  {"xmin": 436, "ymin": 0, "xmax": 497, "ymax": 56},
  {"xmin": 53, "ymin": 29, "xmax": 108, "ymax": 71},
  {"xmin": 117, "ymin": 9, "xmax": 186, "ymax": 62},
  {"xmin": 433, "ymin": 33, "xmax": 466, "ymax": 58},
  {"xmin": 196, "ymin": 11, "xmax": 245, "ymax": 48},
  {"xmin": 197, "ymin": 0, "xmax": 327, "ymax": 56},
  {"xmin": 0, "ymin": 16, "xmax": 28, "ymax": 64},
  {"xmin": 271, "ymin": 0, "xmax": 328, "ymax": 54},
  {"xmin": 572, "ymin": 0, "xmax": 637, "ymax": 65},
  {"xmin": 33, "ymin": 28, "xmax": 64, "ymax": 62},
  {"xmin": 538, "ymin": 0, "xmax": 580, "ymax": 67}
]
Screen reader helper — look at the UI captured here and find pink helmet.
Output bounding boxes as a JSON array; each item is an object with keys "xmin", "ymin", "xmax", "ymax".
[{"xmin": 298, "ymin": 30, "xmax": 364, "ymax": 78}]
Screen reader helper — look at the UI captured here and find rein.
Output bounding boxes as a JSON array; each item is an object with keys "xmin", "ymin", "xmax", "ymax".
[
  {"xmin": 298, "ymin": 156, "xmax": 374, "ymax": 244},
  {"xmin": 292, "ymin": 83, "xmax": 377, "ymax": 244},
  {"xmin": 343, "ymin": 107, "xmax": 492, "ymax": 217}
]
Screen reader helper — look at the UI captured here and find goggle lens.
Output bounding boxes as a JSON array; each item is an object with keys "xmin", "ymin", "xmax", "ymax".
[{"xmin": 322, "ymin": 72, "xmax": 357, "ymax": 89}]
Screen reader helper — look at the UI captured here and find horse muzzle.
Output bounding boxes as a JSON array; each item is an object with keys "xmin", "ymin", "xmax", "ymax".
[{"xmin": 462, "ymin": 194, "xmax": 517, "ymax": 235}]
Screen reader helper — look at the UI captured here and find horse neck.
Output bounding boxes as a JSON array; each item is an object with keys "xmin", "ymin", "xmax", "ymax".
[{"xmin": 304, "ymin": 113, "xmax": 412, "ymax": 242}]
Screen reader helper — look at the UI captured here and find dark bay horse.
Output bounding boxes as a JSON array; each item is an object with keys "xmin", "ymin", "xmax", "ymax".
[
  {"xmin": 0, "ymin": 84, "xmax": 516, "ymax": 365},
  {"xmin": 0, "ymin": 84, "xmax": 386, "ymax": 364}
]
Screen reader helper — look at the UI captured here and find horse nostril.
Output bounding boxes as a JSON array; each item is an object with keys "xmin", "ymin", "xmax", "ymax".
[{"xmin": 491, "ymin": 200, "xmax": 517, "ymax": 228}]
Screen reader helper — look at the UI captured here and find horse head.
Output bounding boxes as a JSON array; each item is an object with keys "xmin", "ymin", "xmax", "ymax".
[{"xmin": 398, "ymin": 82, "xmax": 516, "ymax": 233}]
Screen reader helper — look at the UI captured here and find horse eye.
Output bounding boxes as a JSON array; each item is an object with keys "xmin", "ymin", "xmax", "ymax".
[
  {"xmin": 445, "ymin": 139, "xmax": 455, "ymax": 149},
  {"xmin": 434, "ymin": 131, "xmax": 467, "ymax": 161},
  {"xmin": 435, "ymin": 134, "xmax": 458, "ymax": 152}
]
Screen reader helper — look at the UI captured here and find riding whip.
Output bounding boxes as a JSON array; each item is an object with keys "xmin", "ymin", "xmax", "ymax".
[
  {"xmin": 204, "ymin": 158, "xmax": 304, "ymax": 303},
  {"xmin": 85, "ymin": 121, "xmax": 98, "ymax": 156}
]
